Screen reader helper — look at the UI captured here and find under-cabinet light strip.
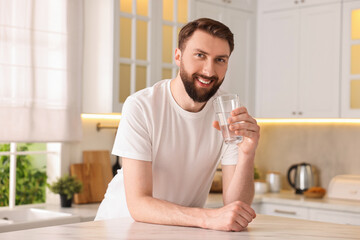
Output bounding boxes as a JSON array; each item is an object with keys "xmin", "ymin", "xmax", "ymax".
[
  {"xmin": 81, "ymin": 114, "xmax": 360, "ymax": 123},
  {"xmin": 81, "ymin": 114, "xmax": 122, "ymax": 120},
  {"xmin": 256, "ymin": 119, "xmax": 360, "ymax": 124}
]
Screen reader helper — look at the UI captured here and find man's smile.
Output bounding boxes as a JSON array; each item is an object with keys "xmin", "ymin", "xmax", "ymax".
[{"xmin": 194, "ymin": 74, "xmax": 218, "ymax": 87}]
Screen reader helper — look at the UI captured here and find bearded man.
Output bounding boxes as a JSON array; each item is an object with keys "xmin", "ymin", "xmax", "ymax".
[{"xmin": 95, "ymin": 18, "xmax": 260, "ymax": 232}]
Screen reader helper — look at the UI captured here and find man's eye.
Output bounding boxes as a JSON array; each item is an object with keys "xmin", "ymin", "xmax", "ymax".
[
  {"xmin": 195, "ymin": 53, "xmax": 204, "ymax": 58},
  {"xmin": 216, "ymin": 58, "xmax": 226, "ymax": 63}
]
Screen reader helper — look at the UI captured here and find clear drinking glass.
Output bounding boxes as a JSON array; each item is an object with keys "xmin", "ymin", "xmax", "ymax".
[{"xmin": 213, "ymin": 94, "xmax": 243, "ymax": 144}]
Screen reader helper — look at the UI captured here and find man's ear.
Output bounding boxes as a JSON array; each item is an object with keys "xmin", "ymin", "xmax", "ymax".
[{"xmin": 174, "ymin": 48, "xmax": 181, "ymax": 67}]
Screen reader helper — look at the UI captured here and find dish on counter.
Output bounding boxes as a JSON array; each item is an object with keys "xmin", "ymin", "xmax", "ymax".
[{"xmin": 304, "ymin": 187, "xmax": 326, "ymax": 198}]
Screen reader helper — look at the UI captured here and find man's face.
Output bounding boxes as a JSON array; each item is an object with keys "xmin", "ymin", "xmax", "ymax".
[{"xmin": 176, "ymin": 30, "xmax": 230, "ymax": 103}]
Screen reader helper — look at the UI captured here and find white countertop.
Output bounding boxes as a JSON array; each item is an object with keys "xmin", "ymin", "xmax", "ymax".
[
  {"xmin": 1, "ymin": 214, "xmax": 360, "ymax": 239},
  {"xmin": 37, "ymin": 203, "xmax": 100, "ymax": 222}
]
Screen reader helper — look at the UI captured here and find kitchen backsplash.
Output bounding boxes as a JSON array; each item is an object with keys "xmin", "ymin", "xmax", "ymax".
[
  {"xmin": 255, "ymin": 123, "xmax": 360, "ymax": 191},
  {"xmin": 67, "ymin": 119, "xmax": 360, "ymax": 193}
]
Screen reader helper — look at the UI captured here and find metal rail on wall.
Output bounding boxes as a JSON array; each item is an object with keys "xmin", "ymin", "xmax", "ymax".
[{"xmin": 96, "ymin": 123, "xmax": 118, "ymax": 131}]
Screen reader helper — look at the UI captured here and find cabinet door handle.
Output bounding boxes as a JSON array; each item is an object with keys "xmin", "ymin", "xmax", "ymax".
[
  {"xmin": 292, "ymin": 111, "xmax": 296, "ymax": 115},
  {"xmin": 301, "ymin": 0, "xmax": 305, "ymax": 2},
  {"xmin": 294, "ymin": 0, "xmax": 299, "ymax": 4},
  {"xmin": 298, "ymin": 111, "xmax": 303, "ymax": 115},
  {"xmin": 274, "ymin": 209, "xmax": 297, "ymax": 215}
]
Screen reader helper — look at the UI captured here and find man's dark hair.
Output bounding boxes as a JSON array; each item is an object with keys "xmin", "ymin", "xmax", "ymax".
[{"xmin": 178, "ymin": 18, "xmax": 234, "ymax": 54}]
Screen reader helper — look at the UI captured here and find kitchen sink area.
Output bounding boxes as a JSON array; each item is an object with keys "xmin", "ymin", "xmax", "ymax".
[{"xmin": 0, "ymin": 207, "xmax": 81, "ymax": 233}]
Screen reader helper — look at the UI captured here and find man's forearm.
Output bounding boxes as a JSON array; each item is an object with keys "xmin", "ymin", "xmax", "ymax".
[
  {"xmin": 127, "ymin": 194, "xmax": 256, "ymax": 232},
  {"xmin": 222, "ymin": 151, "xmax": 255, "ymax": 205},
  {"xmin": 127, "ymin": 195, "xmax": 211, "ymax": 228}
]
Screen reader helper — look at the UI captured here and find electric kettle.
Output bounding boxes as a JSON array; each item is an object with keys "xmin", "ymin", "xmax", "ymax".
[{"xmin": 287, "ymin": 162, "xmax": 315, "ymax": 194}]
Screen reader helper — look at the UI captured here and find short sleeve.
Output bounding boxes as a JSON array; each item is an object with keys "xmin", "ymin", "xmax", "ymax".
[
  {"xmin": 112, "ymin": 96, "xmax": 152, "ymax": 161},
  {"xmin": 220, "ymin": 143, "xmax": 238, "ymax": 165}
]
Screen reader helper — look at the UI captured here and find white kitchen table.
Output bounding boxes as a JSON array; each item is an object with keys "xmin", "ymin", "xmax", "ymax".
[{"xmin": 1, "ymin": 214, "xmax": 360, "ymax": 240}]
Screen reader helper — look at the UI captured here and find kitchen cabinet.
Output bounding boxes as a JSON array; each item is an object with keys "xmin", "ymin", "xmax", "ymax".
[
  {"xmin": 260, "ymin": 202, "xmax": 309, "ymax": 220},
  {"xmin": 259, "ymin": 0, "xmax": 341, "ymax": 12},
  {"xmin": 252, "ymin": 191, "xmax": 360, "ymax": 226},
  {"xmin": 82, "ymin": 0, "xmax": 114, "ymax": 113},
  {"xmin": 341, "ymin": 0, "xmax": 360, "ymax": 117},
  {"xmin": 309, "ymin": 208, "xmax": 360, "ymax": 225},
  {"xmin": 83, "ymin": 0, "xmax": 189, "ymax": 113},
  {"xmin": 191, "ymin": 0, "xmax": 256, "ymax": 114},
  {"xmin": 195, "ymin": 0, "xmax": 256, "ymax": 12},
  {"xmin": 257, "ymin": 201, "xmax": 360, "ymax": 226},
  {"xmin": 256, "ymin": 1, "xmax": 341, "ymax": 118}
]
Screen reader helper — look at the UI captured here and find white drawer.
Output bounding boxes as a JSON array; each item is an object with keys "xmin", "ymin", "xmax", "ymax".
[
  {"xmin": 260, "ymin": 203, "xmax": 309, "ymax": 220},
  {"xmin": 309, "ymin": 209, "xmax": 360, "ymax": 226}
]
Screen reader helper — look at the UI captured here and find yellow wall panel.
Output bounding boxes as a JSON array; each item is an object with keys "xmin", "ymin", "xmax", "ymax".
[
  {"xmin": 351, "ymin": 80, "xmax": 360, "ymax": 109},
  {"xmin": 137, "ymin": 0, "xmax": 148, "ymax": 16},
  {"xmin": 352, "ymin": 9, "xmax": 360, "ymax": 40},
  {"xmin": 177, "ymin": 0, "xmax": 188, "ymax": 23},
  {"xmin": 136, "ymin": 66, "xmax": 147, "ymax": 91},
  {"xmin": 162, "ymin": 25, "xmax": 173, "ymax": 63},
  {"xmin": 162, "ymin": 68, "xmax": 172, "ymax": 79},
  {"xmin": 119, "ymin": 64, "xmax": 131, "ymax": 103},
  {"xmin": 163, "ymin": 0, "xmax": 174, "ymax": 21},
  {"xmin": 120, "ymin": 17, "xmax": 132, "ymax": 58},
  {"xmin": 120, "ymin": 0, "xmax": 132, "ymax": 13},
  {"xmin": 136, "ymin": 20, "xmax": 148, "ymax": 60},
  {"xmin": 176, "ymin": 27, "xmax": 181, "ymax": 47},
  {"xmin": 351, "ymin": 45, "xmax": 360, "ymax": 75}
]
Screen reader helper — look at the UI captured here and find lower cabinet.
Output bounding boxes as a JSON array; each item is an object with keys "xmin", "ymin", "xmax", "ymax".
[
  {"xmin": 259, "ymin": 203, "xmax": 308, "ymax": 220},
  {"xmin": 309, "ymin": 209, "xmax": 360, "ymax": 226},
  {"xmin": 257, "ymin": 202, "xmax": 360, "ymax": 226}
]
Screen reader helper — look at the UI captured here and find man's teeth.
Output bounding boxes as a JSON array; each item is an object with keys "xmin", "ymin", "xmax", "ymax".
[{"xmin": 198, "ymin": 78, "xmax": 211, "ymax": 84}]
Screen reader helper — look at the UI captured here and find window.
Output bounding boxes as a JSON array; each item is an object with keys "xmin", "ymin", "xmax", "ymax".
[
  {"xmin": 0, "ymin": 143, "xmax": 60, "ymax": 208},
  {"xmin": 0, "ymin": 0, "xmax": 82, "ymax": 208}
]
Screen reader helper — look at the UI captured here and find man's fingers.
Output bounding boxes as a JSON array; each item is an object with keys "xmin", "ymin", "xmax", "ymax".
[
  {"xmin": 234, "ymin": 215, "xmax": 249, "ymax": 229},
  {"xmin": 212, "ymin": 121, "xmax": 220, "ymax": 131},
  {"xmin": 231, "ymin": 106, "xmax": 247, "ymax": 116},
  {"xmin": 230, "ymin": 121, "xmax": 259, "ymax": 133},
  {"xmin": 240, "ymin": 203, "xmax": 257, "ymax": 219}
]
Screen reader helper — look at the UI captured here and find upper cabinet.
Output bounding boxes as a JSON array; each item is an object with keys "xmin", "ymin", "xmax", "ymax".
[
  {"xmin": 256, "ymin": 0, "xmax": 341, "ymax": 118},
  {"xmin": 113, "ymin": 0, "xmax": 190, "ymax": 112},
  {"xmin": 191, "ymin": 0, "xmax": 256, "ymax": 114},
  {"xmin": 341, "ymin": 0, "xmax": 360, "ymax": 118},
  {"xmin": 83, "ymin": 0, "xmax": 359, "ymax": 118},
  {"xmin": 259, "ymin": 0, "xmax": 341, "ymax": 12},
  {"xmin": 195, "ymin": 0, "xmax": 256, "ymax": 12},
  {"xmin": 82, "ymin": 0, "xmax": 115, "ymax": 113},
  {"xmin": 83, "ymin": 0, "xmax": 189, "ymax": 113}
]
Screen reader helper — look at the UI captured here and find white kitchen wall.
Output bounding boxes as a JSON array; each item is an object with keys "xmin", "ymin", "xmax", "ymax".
[
  {"xmin": 62, "ymin": 117, "xmax": 119, "ymax": 173},
  {"xmin": 255, "ymin": 123, "xmax": 360, "ymax": 191}
]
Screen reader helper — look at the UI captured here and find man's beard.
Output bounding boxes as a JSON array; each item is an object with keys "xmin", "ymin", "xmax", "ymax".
[{"xmin": 180, "ymin": 62, "xmax": 224, "ymax": 103}]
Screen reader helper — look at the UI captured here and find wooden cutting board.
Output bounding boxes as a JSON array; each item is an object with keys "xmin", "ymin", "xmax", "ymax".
[
  {"xmin": 83, "ymin": 150, "xmax": 113, "ymax": 186},
  {"xmin": 70, "ymin": 163, "xmax": 106, "ymax": 204},
  {"xmin": 70, "ymin": 163, "xmax": 91, "ymax": 204}
]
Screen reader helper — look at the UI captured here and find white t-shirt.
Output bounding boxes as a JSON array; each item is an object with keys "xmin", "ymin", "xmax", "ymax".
[{"xmin": 95, "ymin": 79, "xmax": 238, "ymax": 220}]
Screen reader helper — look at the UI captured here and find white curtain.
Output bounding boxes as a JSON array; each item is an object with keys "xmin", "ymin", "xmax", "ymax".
[{"xmin": 0, "ymin": 0, "xmax": 83, "ymax": 142}]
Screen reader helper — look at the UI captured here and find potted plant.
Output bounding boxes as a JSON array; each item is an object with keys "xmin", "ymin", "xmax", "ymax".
[
  {"xmin": 254, "ymin": 167, "xmax": 268, "ymax": 194},
  {"xmin": 48, "ymin": 175, "xmax": 83, "ymax": 207},
  {"xmin": 254, "ymin": 166, "xmax": 260, "ymax": 180}
]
